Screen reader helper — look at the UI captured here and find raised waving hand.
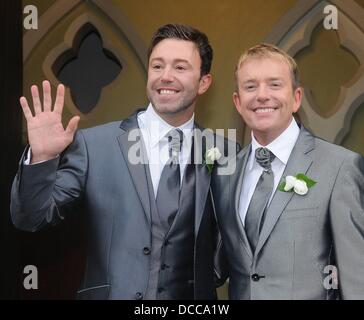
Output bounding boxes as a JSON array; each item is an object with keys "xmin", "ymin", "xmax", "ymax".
[{"xmin": 20, "ymin": 80, "xmax": 80, "ymax": 163}]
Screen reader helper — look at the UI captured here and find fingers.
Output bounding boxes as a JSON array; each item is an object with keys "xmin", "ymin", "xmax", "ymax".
[
  {"xmin": 24, "ymin": 81, "xmax": 65, "ymax": 116},
  {"xmin": 19, "ymin": 96, "xmax": 33, "ymax": 120},
  {"xmin": 66, "ymin": 116, "xmax": 80, "ymax": 136},
  {"xmin": 54, "ymin": 84, "xmax": 65, "ymax": 114},
  {"xmin": 42, "ymin": 80, "xmax": 52, "ymax": 112},
  {"xmin": 31, "ymin": 85, "xmax": 42, "ymax": 114}
]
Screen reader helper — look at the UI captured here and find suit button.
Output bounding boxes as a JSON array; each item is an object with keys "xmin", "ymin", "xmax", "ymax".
[
  {"xmin": 143, "ymin": 247, "xmax": 151, "ymax": 255},
  {"xmin": 135, "ymin": 292, "xmax": 143, "ymax": 300},
  {"xmin": 161, "ymin": 263, "xmax": 168, "ymax": 270},
  {"xmin": 164, "ymin": 240, "xmax": 170, "ymax": 246},
  {"xmin": 251, "ymin": 273, "xmax": 260, "ymax": 282}
]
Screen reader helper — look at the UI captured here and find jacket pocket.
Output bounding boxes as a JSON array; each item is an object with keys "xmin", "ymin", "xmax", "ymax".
[
  {"xmin": 280, "ymin": 207, "xmax": 319, "ymax": 219},
  {"xmin": 76, "ymin": 284, "xmax": 110, "ymax": 300}
]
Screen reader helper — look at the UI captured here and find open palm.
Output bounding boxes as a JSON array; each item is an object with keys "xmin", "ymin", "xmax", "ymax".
[{"xmin": 20, "ymin": 81, "xmax": 80, "ymax": 163}]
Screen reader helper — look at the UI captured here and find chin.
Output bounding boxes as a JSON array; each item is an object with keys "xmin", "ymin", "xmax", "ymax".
[
  {"xmin": 157, "ymin": 101, "xmax": 194, "ymax": 116},
  {"xmin": 251, "ymin": 121, "xmax": 275, "ymax": 132},
  {"xmin": 154, "ymin": 104, "xmax": 179, "ymax": 114}
]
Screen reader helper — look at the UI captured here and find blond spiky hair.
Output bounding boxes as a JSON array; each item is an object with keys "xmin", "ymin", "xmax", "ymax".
[{"xmin": 234, "ymin": 43, "xmax": 300, "ymax": 90}]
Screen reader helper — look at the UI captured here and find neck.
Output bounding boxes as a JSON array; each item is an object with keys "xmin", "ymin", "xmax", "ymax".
[
  {"xmin": 252, "ymin": 127, "xmax": 286, "ymax": 147},
  {"xmin": 253, "ymin": 132, "xmax": 276, "ymax": 146},
  {"xmin": 154, "ymin": 107, "xmax": 194, "ymax": 127},
  {"xmin": 253, "ymin": 118, "xmax": 295, "ymax": 146}
]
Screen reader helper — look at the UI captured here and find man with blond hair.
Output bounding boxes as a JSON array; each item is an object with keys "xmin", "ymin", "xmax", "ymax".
[{"xmin": 212, "ymin": 44, "xmax": 364, "ymax": 299}]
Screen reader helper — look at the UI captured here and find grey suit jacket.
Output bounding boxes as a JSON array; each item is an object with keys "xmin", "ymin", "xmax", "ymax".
[
  {"xmin": 212, "ymin": 126, "xmax": 364, "ymax": 299},
  {"xmin": 10, "ymin": 109, "xmax": 224, "ymax": 299}
]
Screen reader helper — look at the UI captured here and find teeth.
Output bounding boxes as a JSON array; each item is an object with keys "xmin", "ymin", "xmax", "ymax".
[
  {"xmin": 160, "ymin": 89, "xmax": 177, "ymax": 95},
  {"xmin": 255, "ymin": 108, "xmax": 275, "ymax": 113}
]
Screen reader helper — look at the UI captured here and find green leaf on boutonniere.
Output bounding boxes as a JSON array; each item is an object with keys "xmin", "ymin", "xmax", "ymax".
[
  {"xmin": 206, "ymin": 163, "xmax": 213, "ymax": 174},
  {"xmin": 295, "ymin": 173, "xmax": 317, "ymax": 188}
]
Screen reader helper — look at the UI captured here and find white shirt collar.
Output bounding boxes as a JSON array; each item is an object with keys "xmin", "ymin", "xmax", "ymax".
[
  {"xmin": 249, "ymin": 118, "xmax": 300, "ymax": 170},
  {"xmin": 140, "ymin": 103, "xmax": 194, "ymax": 148}
]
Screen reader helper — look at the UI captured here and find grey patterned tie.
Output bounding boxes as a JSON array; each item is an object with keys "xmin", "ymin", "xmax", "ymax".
[
  {"xmin": 245, "ymin": 147, "xmax": 275, "ymax": 252},
  {"xmin": 156, "ymin": 129, "xmax": 184, "ymax": 227}
]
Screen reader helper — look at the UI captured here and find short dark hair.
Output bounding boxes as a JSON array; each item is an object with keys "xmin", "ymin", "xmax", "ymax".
[{"xmin": 147, "ymin": 24, "xmax": 213, "ymax": 77}]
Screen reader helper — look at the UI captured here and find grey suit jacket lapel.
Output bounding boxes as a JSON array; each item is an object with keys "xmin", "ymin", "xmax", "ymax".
[
  {"xmin": 117, "ymin": 109, "xmax": 151, "ymax": 224},
  {"xmin": 255, "ymin": 126, "xmax": 315, "ymax": 256},
  {"xmin": 232, "ymin": 145, "xmax": 254, "ymax": 260},
  {"xmin": 193, "ymin": 125, "xmax": 211, "ymax": 237}
]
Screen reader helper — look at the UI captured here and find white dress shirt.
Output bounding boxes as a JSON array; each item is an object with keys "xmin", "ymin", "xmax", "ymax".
[
  {"xmin": 239, "ymin": 118, "xmax": 300, "ymax": 226},
  {"xmin": 137, "ymin": 103, "xmax": 194, "ymax": 197}
]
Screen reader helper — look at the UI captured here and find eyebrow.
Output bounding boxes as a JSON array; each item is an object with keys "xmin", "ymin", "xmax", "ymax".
[
  {"xmin": 242, "ymin": 77, "xmax": 284, "ymax": 84},
  {"xmin": 267, "ymin": 77, "xmax": 284, "ymax": 82},
  {"xmin": 150, "ymin": 57, "xmax": 191, "ymax": 65}
]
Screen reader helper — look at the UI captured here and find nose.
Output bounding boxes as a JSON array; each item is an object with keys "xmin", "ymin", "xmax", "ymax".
[
  {"xmin": 256, "ymin": 85, "xmax": 269, "ymax": 103},
  {"xmin": 160, "ymin": 66, "xmax": 174, "ymax": 83}
]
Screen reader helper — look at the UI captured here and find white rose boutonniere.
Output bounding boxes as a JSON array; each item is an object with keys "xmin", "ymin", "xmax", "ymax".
[
  {"xmin": 279, "ymin": 173, "xmax": 316, "ymax": 196},
  {"xmin": 204, "ymin": 147, "xmax": 222, "ymax": 174}
]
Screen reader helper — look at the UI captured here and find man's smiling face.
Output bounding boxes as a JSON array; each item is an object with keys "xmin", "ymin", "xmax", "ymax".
[
  {"xmin": 233, "ymin": 56, "xmax": 302, "ymax": 145},
  {"xmin": 147, "ymin": 38, "xmax": 211, "ymax": 123}
]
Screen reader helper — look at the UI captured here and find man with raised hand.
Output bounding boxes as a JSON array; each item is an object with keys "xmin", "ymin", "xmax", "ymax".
[{"xmin": 11, "ymin": 24, "xmax": 226, "ymax": 300}]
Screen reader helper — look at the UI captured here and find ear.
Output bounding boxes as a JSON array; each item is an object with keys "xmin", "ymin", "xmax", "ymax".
[
  {"xmin": 292, "ymin": 87, "xmax": 303, "ymax": 113},
  {"xmin": 233, "ymin": 91, "xmax": 243, "ymax": 116},
  {"xmin": 198, "ymin": 74, "xmax": 212, "ymax": 95}
]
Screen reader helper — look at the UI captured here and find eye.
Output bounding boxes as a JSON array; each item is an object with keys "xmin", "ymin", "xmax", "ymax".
[
  {"xmin": 176, "ymin": 65, "xmax": 187, "ymax": 71},
  {"xmin": 151, "ymin": 64, "xmax": 162, "ymax": 70},
  {"xmin": 244, "ymin": 84, "xmax": 256, "ymax": 91},
  {"xmin": 270, "ymin": 82, "xmax": 282, "ymax": 88}
]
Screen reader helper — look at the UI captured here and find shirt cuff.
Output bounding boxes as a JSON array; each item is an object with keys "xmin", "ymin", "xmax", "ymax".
[{"xmin": 24, "ymin": 147, "xmax": 59, "ymax": 165}]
